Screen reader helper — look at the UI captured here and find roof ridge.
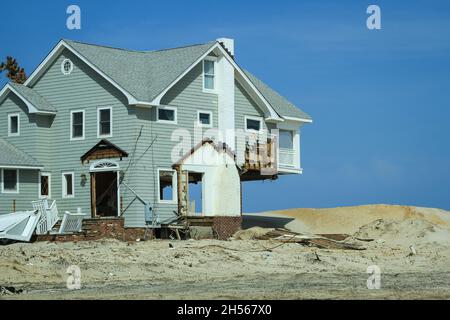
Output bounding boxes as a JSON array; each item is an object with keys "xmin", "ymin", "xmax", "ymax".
[{"xmin": 63, "ymin": 38, "xmax": 216, "ymax": 54}]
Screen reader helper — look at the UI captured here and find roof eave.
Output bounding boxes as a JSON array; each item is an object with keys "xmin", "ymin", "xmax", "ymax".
[
  {"xmin": 0, "ymin": 164, "xmax": 44, "ymax": 170},
  {"xmin": 282, "ymin": 116, "xmax": 313, "ymax": 123},
  {"xmin": 0, "ymin": 83, "xmax": 57, "ymax": 115}
]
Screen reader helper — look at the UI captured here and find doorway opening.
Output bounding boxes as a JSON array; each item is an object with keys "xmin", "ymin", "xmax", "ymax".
[
  {"xmin": 188, "ymin": 172, "xmax": 203, "ymax": 215},
  {"xmin": 90, "ymin": 160, "xmax": 120, "ymax": 217}
]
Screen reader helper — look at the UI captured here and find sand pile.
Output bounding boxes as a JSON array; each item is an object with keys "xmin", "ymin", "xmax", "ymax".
[
  {"xmin": 256, "ymin": 205, "xmax": 450, "ymax": 234},
  {"xmin": 353, "ymin": 218, "xmax": 450, "ymax": 247}
]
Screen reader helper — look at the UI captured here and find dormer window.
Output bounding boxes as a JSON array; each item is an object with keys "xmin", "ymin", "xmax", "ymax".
[{"xmin": 203, "ymin": 58, "xmax": 216, "ymax": 91}]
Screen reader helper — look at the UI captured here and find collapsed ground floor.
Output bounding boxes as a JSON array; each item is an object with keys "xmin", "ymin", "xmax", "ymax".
[{"xmin": 1, "ymin": 139, "xmax": 283, "ymax": 240}]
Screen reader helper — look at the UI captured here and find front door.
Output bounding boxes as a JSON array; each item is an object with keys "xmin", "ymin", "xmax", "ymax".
[{"xmin": 91, "ymin": 171, "xmax": 118, "ymax": 217}]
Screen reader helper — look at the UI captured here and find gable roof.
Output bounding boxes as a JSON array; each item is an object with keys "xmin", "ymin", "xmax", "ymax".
[
  {"xmin": 243, "ymin": 70, "xmax": 312, "ymax": 121},
  {"xmin": 64, "ymin": 40, "xmax": 216, "ymax": 104},
  {"xmin": 0, "ymin": 83, "xmax": 56, "ymax": 115},
  {"xmin": 0, "ymin": 138, "xmax": 43, "ymax": 169},
  {"xmin": 80, "ymin": 139, "xmax": 129, "ymax": 163},
  {"xmin": 21, "ymin": 39, "xmax": 310, "ymax": 121}
]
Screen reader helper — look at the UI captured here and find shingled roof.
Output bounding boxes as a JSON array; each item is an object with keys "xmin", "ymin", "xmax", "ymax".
[
  {"xmin": 0, "ymin": 138, "xmax": 42, "ymax": 168},
  {"xmin": 65, "ymin": 40, "xmax": 216, "ymax": 103},
  {"xmin": 244, "ymin": 70, "xmax": 311, "ymax": 120},
  {"xmin": 63, "ymin": 40, "xmax": 310, "ymax": 121},
  {"xmin": 9, "ymin": 83, "xmax": 57, "ymax": 113}
]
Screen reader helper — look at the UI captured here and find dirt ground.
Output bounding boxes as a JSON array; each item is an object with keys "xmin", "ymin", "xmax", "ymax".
[{"xmin": 1, "ymin": 205, "xmax": 449, "ymax": 300}]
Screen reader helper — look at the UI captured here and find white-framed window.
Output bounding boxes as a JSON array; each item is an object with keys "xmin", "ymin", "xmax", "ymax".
[
  {"xmin": 203, "ymin": 57, "xmax": 216, "ymax": 92},
  {"xmin": 156, "ymin": 106, "xmax": 177, "ymax": 124},
  {"xmin": 197, "ymin": 110, "xmax": 213, "ymax": 128},
  {"xmin": 279, "ymin": 130, "xmax": 294, "ymax": 149},
  {"xmin": 1, "ymin": 169, "xmax": 19, "ymax": 194},
  {"xmin": 39, "ymin": 172, "xmax": 51, "ymax": 199},
  {"xmin": 97, "ymin": 106, "xmax": 113, "ymax": 138},
  {"xmin": 245, "ymin": 115, "xmax": 263, "ymax": 132},
  {"xmin": 70, "ymin": 110, "xmax": 85, "ymax": 140},
  {"xmin": 61, "ymin": 58, "xmax": 73, "ymax": 75},
  {"xmin": 8, "ymin": 113, "xmax": 20, "ymax": 137},
  {"xmin": 157, "ymin": 168, "xmax": 177, "ymax": 204},
  {"xmin": 62, "ymin": 172, "xmax": 75, "ymax": 198}
]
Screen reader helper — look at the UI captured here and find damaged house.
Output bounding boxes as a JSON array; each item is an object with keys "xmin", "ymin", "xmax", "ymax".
[{"xmin": 0, "ymin": 38, "xmax": 311, "ymax": 240}]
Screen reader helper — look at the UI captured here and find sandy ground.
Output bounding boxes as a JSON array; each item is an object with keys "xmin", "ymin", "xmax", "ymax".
[{"xmin": 1, "ymin": 205, "xmax": 449, "ymax": 300}]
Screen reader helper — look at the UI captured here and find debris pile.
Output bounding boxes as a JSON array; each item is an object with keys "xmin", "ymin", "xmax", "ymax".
[{"xmin": 233, "ymin": 227, "xmax": 366, "ymax": 250}]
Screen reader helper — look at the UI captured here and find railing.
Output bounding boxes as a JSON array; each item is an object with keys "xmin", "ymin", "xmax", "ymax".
[
  {"xmin": 278, "ymin": 148, "xmax": 296, "ymax": 168},
  {"xmin": 243, "ymin": 134, "xmax": 277, "ymax": 173},
  {"xmin": 33, "ymin": 199, "xmax": 60, "ymax": 235}
]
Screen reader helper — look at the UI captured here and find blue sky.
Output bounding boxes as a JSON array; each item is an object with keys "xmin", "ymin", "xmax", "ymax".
[{"xmin": 1, "ymin": 1, "xmax": 449, "ymax": 211}]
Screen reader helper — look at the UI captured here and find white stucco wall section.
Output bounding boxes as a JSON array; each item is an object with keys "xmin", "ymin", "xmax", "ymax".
[
  {"xmin": 216, "ymin": 55, "xmax": 236, "ymax": 150},
  {"xmin": 180, "ymin": 143, "xmax": 241, "ymax": 217}
]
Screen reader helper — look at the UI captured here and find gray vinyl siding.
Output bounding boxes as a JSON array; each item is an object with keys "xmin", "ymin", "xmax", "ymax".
[
  {"xmin": 0, "ymin": 170, "xmax": 39, "ymax": 214},
  {"xmin": 235, "ymin": 80, "xmax": 267, "ymax": 131},
  {"xmin": 234, "ymin": 80, "xmax": 269, "ymax": 160},
  {"xmin": 0, "ymin": 52, "xmax": 222, "ymax": 226},
  {"xmin": 0, "ymin": 94, "xmax": 42, "ymax": 157},
  {"xmin": 161, "ymin": 63, "xmax": 218, "ymax": 129},
  {"xmin": 0, "ymin": 94, "xmax": 43, "ymax": 213},
  {"xmin": 129, "ymin": 62, "xmax": 219, "ymax": 226},
  {"xmin": 30, "ymin": 49, "xmax": 140, "ymax": 224}
]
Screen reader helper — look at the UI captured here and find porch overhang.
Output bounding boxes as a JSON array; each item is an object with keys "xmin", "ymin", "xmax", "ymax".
[{"xmin": 80, "ymin": 139, "xmax": 129, "ymax": 164}]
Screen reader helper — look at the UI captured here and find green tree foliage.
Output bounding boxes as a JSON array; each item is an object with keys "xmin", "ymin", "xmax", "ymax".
[{"xmin": 0, "ymin": 56, "xmax": 27, "ymax": 84}]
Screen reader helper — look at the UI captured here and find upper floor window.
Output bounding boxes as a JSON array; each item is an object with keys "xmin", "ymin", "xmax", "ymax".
[
  {"xmin": 70, "ymin": 110, "xmax": 85, "ymax": 140},
  {"xmin": 197, "ymin": 111, "xmax": 212, "ymax": 128},
  {"xmin": 157, "ymin": 106, "xmax": 177, "ymax": 124},
  {"xmin": 245, "ymin": 116, "xmax": 262, "ymax": 132},
  {"xmin": 8, "ymin": 113, "xmax": 20, "ymax": 137},
  {"xmin": 98, "ymin": 107, "xmax": 112, "ymax": 137},
  {"xmin": 203, "ymin": 59, "xmax": 216, "ymax": 91},
  {"xmin": 1, "ymin": 169, "xmax": 19, "ymax": 194},
  {"xmin": 279, "ymin": 130, "xmax": 294, "ymax": 149},
  {"xmin": 61, "ymin": 59, "xmax": 73, "ymax": 75}
]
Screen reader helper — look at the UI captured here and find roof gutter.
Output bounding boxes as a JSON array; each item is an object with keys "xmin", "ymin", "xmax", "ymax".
[
  {"xmin": 0, "ymin": 165, "xmax": 44, "ymax": 170},
  {"xmin": 283, "ymin": 116, "xmax": 313, "ymax": 123}
]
